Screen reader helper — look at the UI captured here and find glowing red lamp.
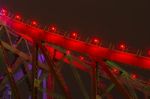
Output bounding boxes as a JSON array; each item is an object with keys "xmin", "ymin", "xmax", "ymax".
[
  {"xmin": 70, "ymin": 32, "xmax": 78, "ymax": 39},
  {"xmin": 130, "ymin": 73, "xmax": 138, "ymax": 80},
  {"xmin": 0, "ymin": 8, "xmax": 7, "ymax": 16},
  {"xmin": 49, "ymin": 26, "xmax": 57, "ymax": 32},
  {"xmin": 92, "ymin": 38, "xmax": 100, "ymax": 45},
  {"xmin": 31, "ymin": 21, "xmax": 38, "ymax": 26},
  {"xmin": 119, "ymin": 43, "xmax": 126, "ymax": 50},
  {"xmin": 15, "ymin": 15, "xmax": 21, "ymax": 20}
]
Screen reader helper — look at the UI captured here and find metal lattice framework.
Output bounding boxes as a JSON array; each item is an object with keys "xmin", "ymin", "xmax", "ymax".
[{"xmin": 0, "ymin": 9, "xmax": 150, "ymax": 99}]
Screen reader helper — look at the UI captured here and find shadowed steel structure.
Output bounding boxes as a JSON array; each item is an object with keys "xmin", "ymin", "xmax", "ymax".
[{"xmin": 0, "ymin": 9, "xmax": 150, "ymax": 99}]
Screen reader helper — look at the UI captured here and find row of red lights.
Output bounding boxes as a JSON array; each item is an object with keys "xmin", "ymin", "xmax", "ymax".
[
  {"xmin": 1, "ymin": 9, "xmax": 150, "ymax": 55},
  {"xmin": 0, "ymin": 9, "xmax": 102, "ymax": 44},
  {"xmin": 1, "ymin": 8, "xmax": 148, "ymax": 83}
]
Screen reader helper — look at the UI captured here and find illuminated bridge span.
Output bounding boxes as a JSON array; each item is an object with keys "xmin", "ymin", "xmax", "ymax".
[{"xmin": 0, "ymin": 9, "xmax": 150, "ymax": 99}]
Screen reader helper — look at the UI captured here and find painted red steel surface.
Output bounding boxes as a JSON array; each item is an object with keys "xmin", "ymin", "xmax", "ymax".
[{"xmin": 0, "ymin": 16, "xmax": 150, "ymax": 70}]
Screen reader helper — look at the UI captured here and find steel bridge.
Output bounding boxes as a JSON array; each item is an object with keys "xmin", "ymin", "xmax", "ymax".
[{"xmin": 0, "ymin": 9, "xmax": 150, "ymax": 99}]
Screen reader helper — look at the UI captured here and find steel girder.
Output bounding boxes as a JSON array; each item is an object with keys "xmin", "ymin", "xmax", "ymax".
[{"xmin": 0, "ymin": 23, "xmax": 150, "ymax": 99}]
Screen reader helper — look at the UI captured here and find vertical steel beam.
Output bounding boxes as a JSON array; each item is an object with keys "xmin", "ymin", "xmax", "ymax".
[
  {"xmin": 90, "ymin": 67, "xmax": 96, "ymax": 99},
  {"xmin": 47, "ymin": 49, "xmax": 56, "ymax": 99},
  {"xmin": 47, "ymin": 74, "xmax": 54, "ymax": 99},
  {"xmin": 96, "ymin": 62, "xmax": 100, "ymax": 95},
  {"xmin": 68, "ymin": 57, "xmax": 89, "ymax": 99},
  {"xmin": 39, "ymin": 43, "xmax": 72, "ymax": 99},
  {"xmin": 32, "ymin": 43, "xmax": 38, "ymax": 99}
]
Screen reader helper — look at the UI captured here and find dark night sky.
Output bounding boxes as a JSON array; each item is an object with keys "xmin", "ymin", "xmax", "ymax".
[{"xmin": 0, "ymin": 0, "xmax": 150, "ymax": 49}]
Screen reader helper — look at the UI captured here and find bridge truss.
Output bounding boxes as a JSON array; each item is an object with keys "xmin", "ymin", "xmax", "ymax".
[{"xmin": 0, "ymin": 9, "xmax": 150, "ymax": 99}]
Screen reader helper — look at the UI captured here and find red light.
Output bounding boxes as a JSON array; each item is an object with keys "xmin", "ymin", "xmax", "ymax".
[
  {"xmin": 119, "ymin": 43, "xmax": 126, "ymax": 50},
  {"xmin": 94, "ymin": 39, "xmax": 98, "ymax": 43},
  {"xmin": 1, "ymin": 8, "xmax": 7, "ymax": 16},
  {"xmin": 52, "ymin": 27, "xmax": 56, "ymax": 31},
  {"xmin": 70, "ymin": 32, "xmax": 78, "ymax": 39},
  {"xmin": 15, "ymin": 15, "xmax": 21, "ymax": 20},
  {"xmin": 92, "ymin": 38, "xmax": 100, "ymax": 45},
  {"xmin": 31, "ymin": 21, "xmax": 38, "ymax": 26},
  {"xmin": 49, "ymin": 26, "xmax": 57, "ymax": 32},
  {"xmin": 130, "ymin": 73, "xmax": 138, "ymax": 80}
]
